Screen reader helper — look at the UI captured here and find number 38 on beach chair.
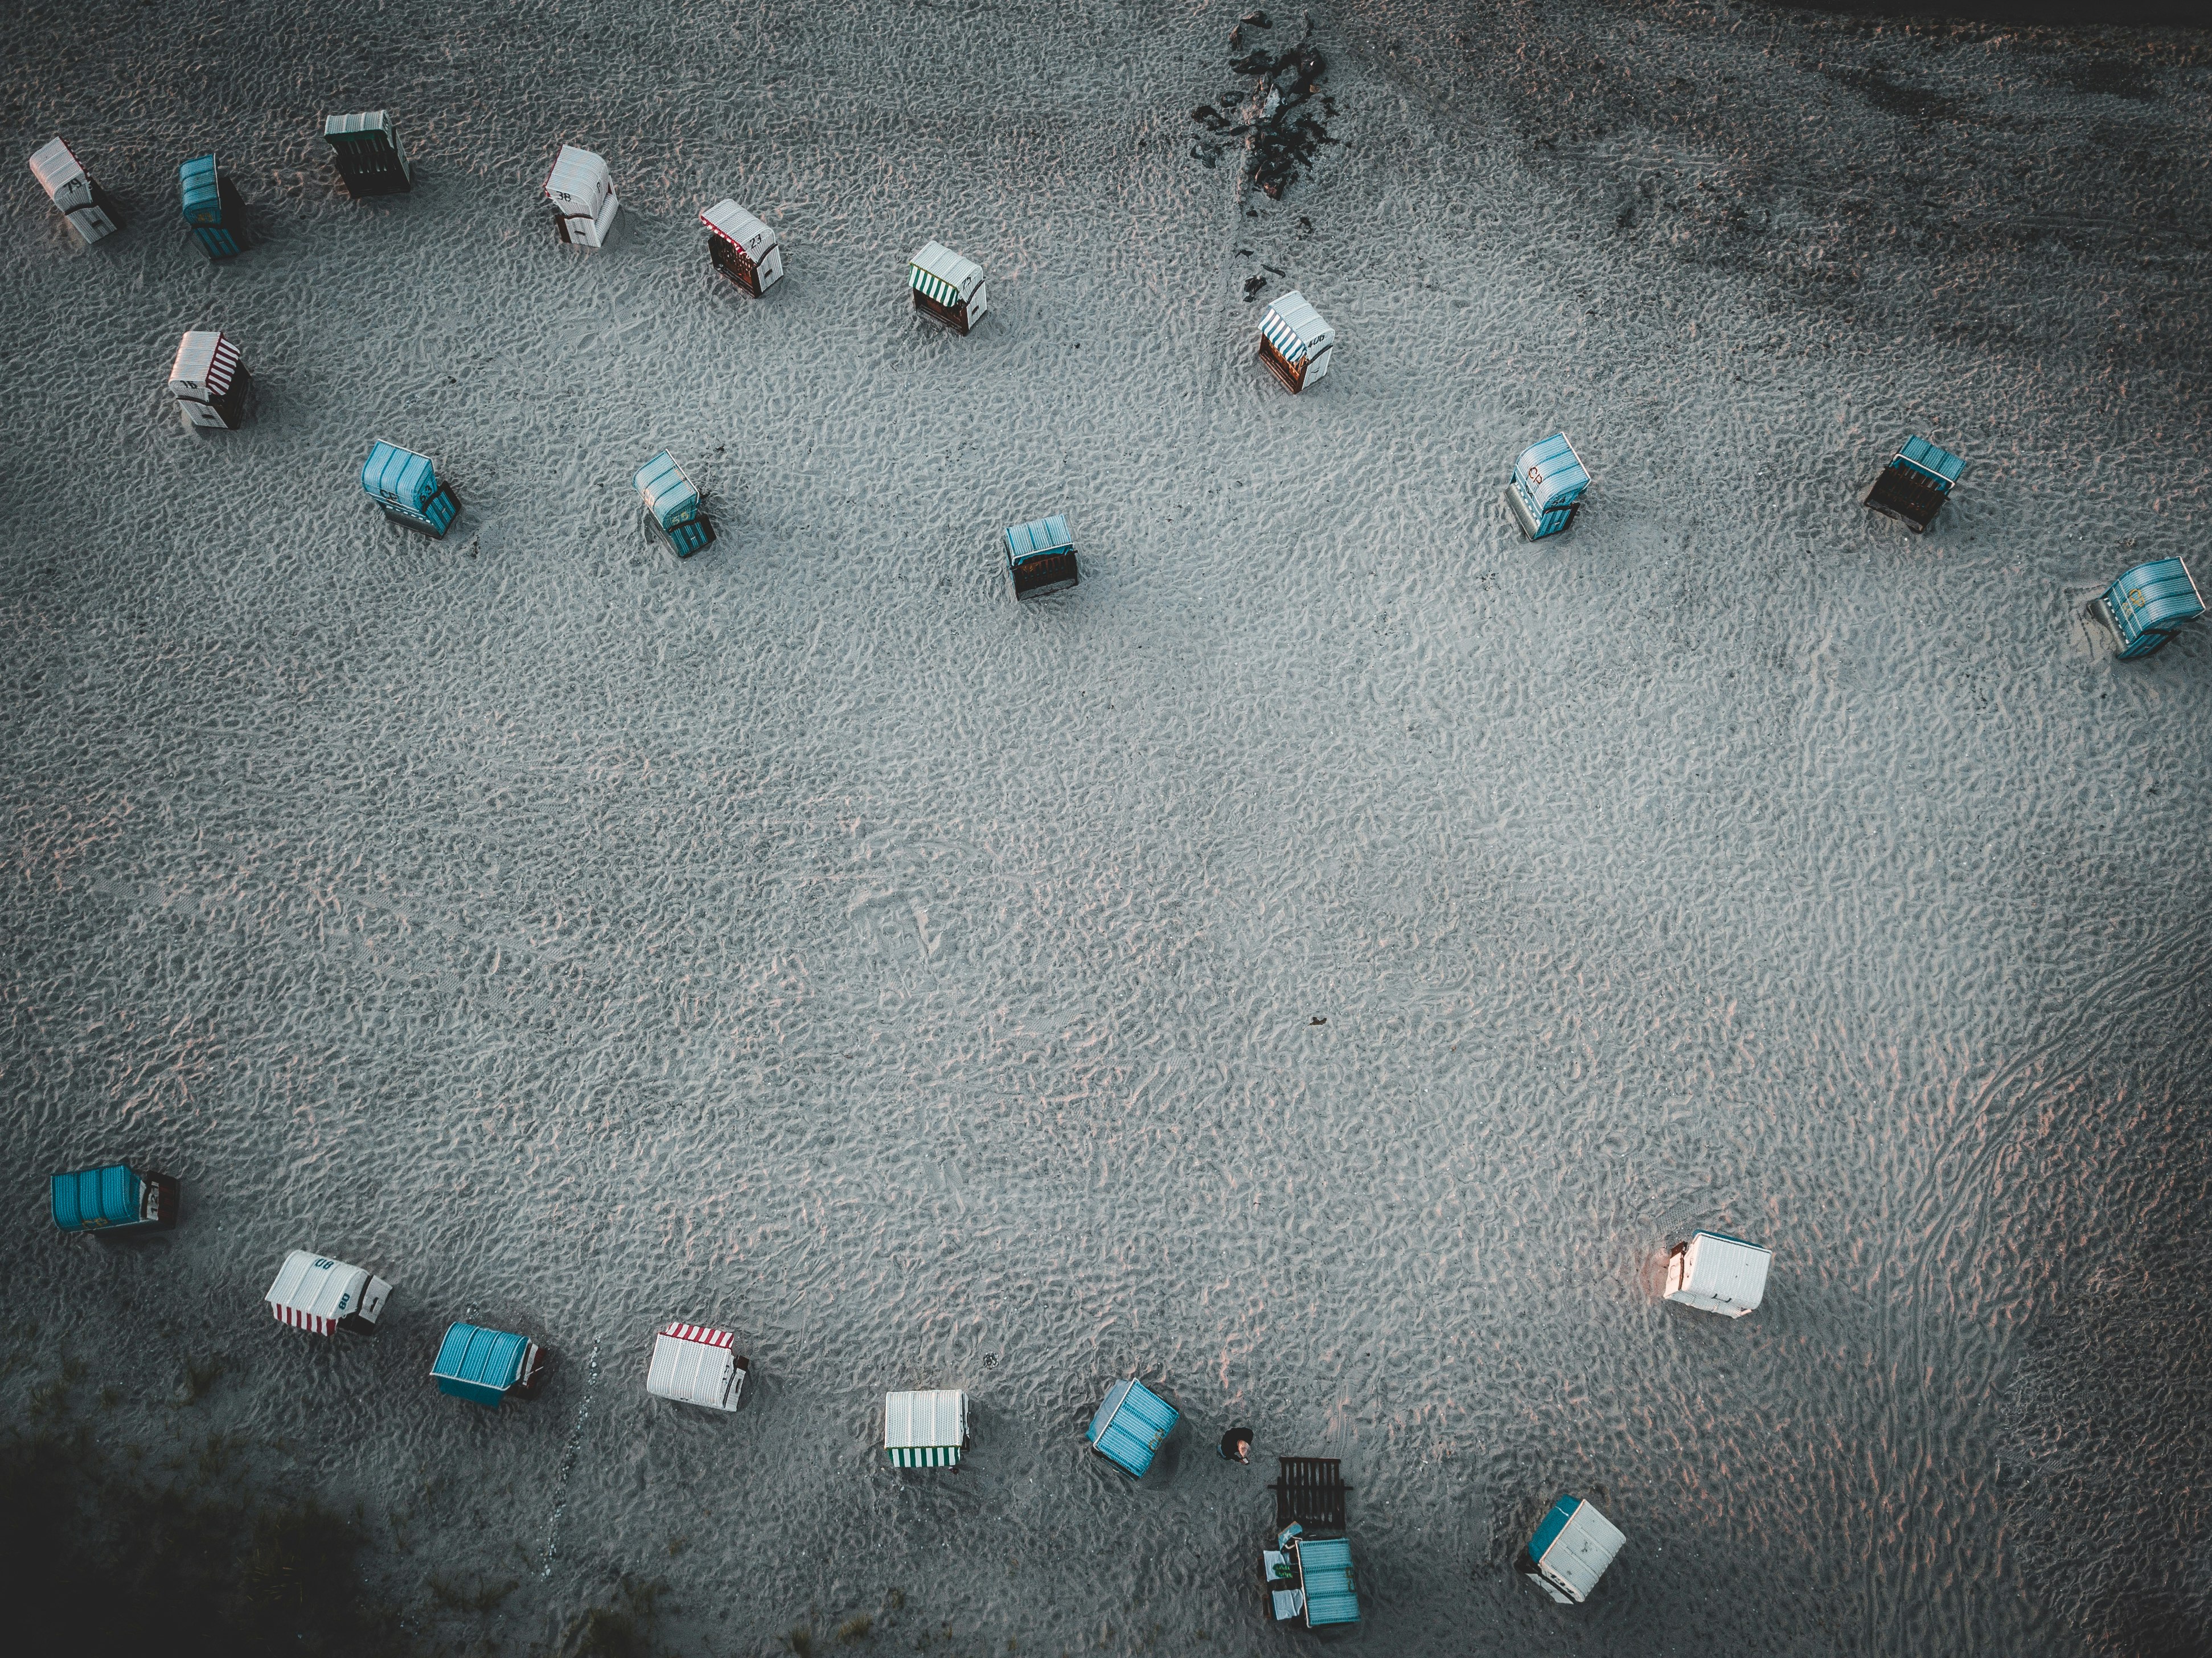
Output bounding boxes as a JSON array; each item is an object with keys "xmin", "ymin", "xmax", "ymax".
[{"xmin": 543, "ymin": 145, "xmax": 619, "ymax": 249}]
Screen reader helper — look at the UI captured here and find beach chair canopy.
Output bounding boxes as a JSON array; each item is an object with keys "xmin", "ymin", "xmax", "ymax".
[
  {"xmin": 1259, "ymin": 292, "xmax": 1333, "ymax": 366},
  {"xmin": 265, "ymin": 1250, "xmax": 385, "ymax": 1335},
  {"xmin": 361, "ymin": 441, "xmax": 443, "ymax": 513},
  {"xmin": 325, "ymin": 110, "xmax": 398, "ymax": 152},
  {"xmin": 1086, "ymin": 1378, "xmax": 1180, "ymax": 1477},
  {"xmin": 646, "ymin": 1322, "xmax": 744, "ymax": 1410},
  {"xmin": 179, "ymin": 154, "xmax": 224, "ymax": 225},
  {"xmin": 2103, "ymin": 557, "xmax": 2203, "ymax": 656},
  {"xmin": 1891, "ymin": 434, "xmax": 1968, "ymax": 495},
  {"xmin": 50, "ymin": 1165, "xmax": 143, "ymax": 1232},
  {"xmin": 432, "ymin": 1322, "xmax": 536, "ymax": 1407},
  {"xmin": 169, "ymin": 331, "xmax": 242, "ymax": 401},
  {"xmin": 1667, "ymin": 1229, "xmax": 1772, "ymax": 1316},
  {"xmin": 1513, "ymin": 433, "xmax": 1591, "ymax": 518},
  {"xmin": 635, "ymin": 452, "xmax": 703, "ymax": 530},
  {"xmin": 543, "ymin": 145, "xmax": 612, "ymax": 218},
  {"xmin": 885, "ymin": 1390, "xmax": 966, "ymax": 1467},
  {"xmin": 1527, "ymin": 1495, "xmax": 1626, "ymax": 1604},
  {"xmin": 700, "ymin": 199, "xmax": 776, "ymax": 264},
  {"xmin": 29, "ymin": 137, "xmax": 94, "ymax": 211},
  {"xmin": 1004, "ymin": 515, "xmax": 1073, "ymax": 566},
  {"xmin": 909, "ymin": 240, "xmax": 983, "ymax": 307},
  {"xmin": 1298, "ymin": 1536, "xmax": 1361, "ymax": 1626}
]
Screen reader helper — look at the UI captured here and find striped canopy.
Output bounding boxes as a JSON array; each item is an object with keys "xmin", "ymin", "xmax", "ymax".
[
  {"xmin": 170, "ymin": 331, "xmax": 242, "ymax": 400},
  {"xmin": 885, "ymin": 1389, "xmax": 966, "ymax": 1466},
  {"xmin": 266, "ymin": 1250, "xmax": 372, "ymax": 1336},
  {"xmin": 1260, "ymin": 292, "xmax": 1332, "ymax": 364},
  {"xmin": 909, "ymin": 240, "xmax": 981, "ymax": 305},
  {"xmin": 647, "ymin": 1321, "xmax": 741, "ymax": 1410}
]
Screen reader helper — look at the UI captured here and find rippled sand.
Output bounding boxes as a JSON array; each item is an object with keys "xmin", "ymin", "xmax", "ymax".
[{"xmin": 4, "ymin": 3, "xmax": 2208, "ymax": 1654}]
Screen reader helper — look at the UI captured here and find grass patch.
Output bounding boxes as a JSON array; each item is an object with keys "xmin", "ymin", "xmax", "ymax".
[
  {"xmin": 0, "ymin": 1422, "xmax": 409, "ymax": 1655},
  {"xmin": 558, "ymin": 1576, "xmax": 667, "ymax": 1658}
]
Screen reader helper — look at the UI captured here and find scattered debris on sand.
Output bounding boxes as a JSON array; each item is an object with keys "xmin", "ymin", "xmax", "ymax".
[{"xmin": 1191, "ymin": 10, "xmax": 1336, "ymax": 199}]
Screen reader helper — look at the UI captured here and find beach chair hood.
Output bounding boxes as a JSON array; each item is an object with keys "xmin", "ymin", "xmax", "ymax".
[
  {"xmin": 266, "ymin": 1250, "xmax": 391, "ymax": 1334},
  {"xmin": 646, "ymin": 1322, "xmax": 744, "ymax": 1410}
]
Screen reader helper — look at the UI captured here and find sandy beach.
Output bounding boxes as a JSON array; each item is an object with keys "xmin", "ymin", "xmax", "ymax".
[{"xmin": 3, "ymin": 2, "xmax": 2208, "ymax": 1653}]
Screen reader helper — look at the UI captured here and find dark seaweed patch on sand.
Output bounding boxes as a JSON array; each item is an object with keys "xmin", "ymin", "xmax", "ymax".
[{"xmin": 1190, "ymin": 12, "xmax": 1337, "ymax": 199}]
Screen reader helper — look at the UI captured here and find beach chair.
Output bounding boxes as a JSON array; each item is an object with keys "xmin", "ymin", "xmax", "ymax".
[
  {"xmin": 1262, "ymin": 1458, "xmax": 1360, "ymax": 1627},
  {"xmin": 432, "ymin": 1322, "xmax": 552, "ymax": 1407},
  {"xmin": 360, "ymin": 440, "xmax": 460, "ymax": 537},
  {"xmin": 325, "ymin": 112, "xmax": 411, "ymax": 198},
  {"xmin": 645, "ymin": 1322, "xmax": 749, "ymax": 1412},
  {"xmin": 1861, "ymin": 435, "xmax": 1967, "ymax": 533},
  {"xmin": 1004, "ymin": 514, "xmax": 1080, "ymax": 600},
  {"xmin": 1257, "ymin": 292, "xmax": 1334, "ymax": 393},
  {"xmin": 1663, "ymin": 1230, "xmax": 1773, "ymax": 1318},
  {"xmin": 1505, "ymin": 433, "xmax": 1591, "ymax": 540},
  {"xmin": 1085, "ymin": 1379, "xmax": 1179, "ymax": 1476},
  {"xmin": 265, "ymin": 1250, "xmax": 393, "ymax": 1336},
  {"xmin": 636, "ymin": 452, "xmax": 715, "ymax": 557},
  {"xmin": 700, "ymin": 200, "xmax": 782, "ymax": 296},
  {"xmin": 178, "ymin": 153, "xmax": 244, "ymax": 258},
  {"xmin": 50, "ymin": 1164, "xmax": 178, "ymax": 1234},
  {"xmin": 28, "ymin": 138, "xmax": 120, "ymax": 244},
  {"xmin": 909, "ymin": 241, "xmax": 988, "ymax": 334},
  {"xmin": 2096, "ymin": 557, "xmax": 2202, "ymax": 660},
  {"xmin": 1521, "ymin": 1494, "xmax": 1626, "ymax": 1604},
  {"xmin": 167, "ymin": 331, "xmax": 249, "ymax": 430}
]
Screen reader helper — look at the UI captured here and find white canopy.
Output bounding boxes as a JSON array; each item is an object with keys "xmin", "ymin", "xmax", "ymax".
[
  {"xmin": 28, "ymin": 137, "xmax": 93, "ymax": 211},
  {"xmin": 909, "ymin": 240, "xmax": 983, "ymax": 304},
  {"xmin": 646, "ymin": 1322, "xmax": 745, "ymax": 1411},
  {"xmin": 700, "ymin": 199, "xmax": 777, "ymax": 264},
  {"xmin": 543, "ymin": 145, "xmax": 613, "ymax": 218},
  {"xmin": 885, "ymin": 1389, "xmax": 966, "ymax": 1466},
  {"xmin": 265, "ymin": 1250, "xmax": 392, "ymax": 1336},
  {"xmin": 169, "ymin": 331, "xmax": 242, "ymax": 401},
  {"xmin": 1665, "ymin": 1230, "xmax": 1772, "ymax": 1318}
]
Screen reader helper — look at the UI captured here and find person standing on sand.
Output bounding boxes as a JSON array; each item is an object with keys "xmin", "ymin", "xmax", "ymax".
[{"xmin": 1219, "ymin": 1426, "xmax": 1253, "ymax": 1463}]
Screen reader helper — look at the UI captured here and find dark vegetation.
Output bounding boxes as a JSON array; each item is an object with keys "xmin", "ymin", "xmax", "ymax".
[
  {"xmin": 1189, "ymin": 10, "xmax": 1337, "ymax": 199},
  {"xmin": 0, "ymin": 1423, "xmax": 407, "ymax": 1657}
]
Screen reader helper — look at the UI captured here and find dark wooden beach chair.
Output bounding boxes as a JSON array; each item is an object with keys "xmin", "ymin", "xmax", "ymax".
[{"xmin": 1271, "ymin": 1455, "xmax": 1349, "ymax": 1533}]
